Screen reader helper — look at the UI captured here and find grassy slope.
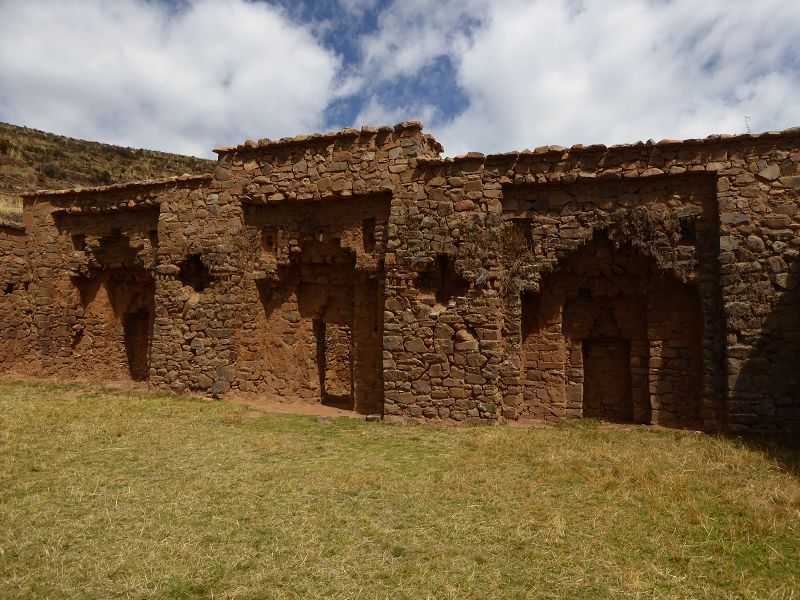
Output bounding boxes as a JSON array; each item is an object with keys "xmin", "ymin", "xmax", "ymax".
[
  {"xmin": 0, "ymin": 382, "xmax": 798, "ymax": 599},
  {"xmin": 0, "ymin": 122, "xmax": 214, "ymax": 225}
]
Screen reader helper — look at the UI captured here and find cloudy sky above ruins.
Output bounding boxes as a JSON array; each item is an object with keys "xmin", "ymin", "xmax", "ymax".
[{"xmin": 1, "ymin": 0, "xmax": 799, "ymax": 157}]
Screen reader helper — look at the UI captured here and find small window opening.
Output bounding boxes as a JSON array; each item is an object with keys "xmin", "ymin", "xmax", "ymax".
[
  {"xmin": 419, "ymin": 254, "xmax": 470, "ymax": 305},
  {"xmin": 521, "ymin": 292, "xmax": 539, "ymax": 341},
  {"xmin": 362, "ymin": 218, "xmax": 376, "ymax": 252},
  {"xmin": 71, "ymin": 234, "xmax": 86, "ymax": 251},
  {"xmin": 178, "ymin": 254, "xmax": 212, "ymax": 292},
  {"xmin": 261, "ymin": 229, "xmax": 277, "ymax": 253},
  {"xmin": 506, "ymin": 220, "xmax": 532, "ymax": 254},
  {"xmin": 4, "ymin": 283, "xmax": 14, "ymax": 294},
  {"xmin": 680, "ymin": 218, "xmax": 696, "ymax": 243}
]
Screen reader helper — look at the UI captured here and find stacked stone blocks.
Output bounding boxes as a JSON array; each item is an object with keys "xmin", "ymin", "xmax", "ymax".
[{"xmin": 0, "ymin": 122, "xmax": 798, "ymax": 433}]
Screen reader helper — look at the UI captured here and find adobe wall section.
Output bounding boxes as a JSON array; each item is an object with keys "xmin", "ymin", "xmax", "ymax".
[
  {"xmin": 199, "ymin": 122, "xmax": 433, "ymax": 407},
  {"xmin": 55, "ymin": 209, "xmax": 159, "ymax": 381},
  {"xmin": 13, "ymin": 176, "xmax": 213, "ymax": 381}
]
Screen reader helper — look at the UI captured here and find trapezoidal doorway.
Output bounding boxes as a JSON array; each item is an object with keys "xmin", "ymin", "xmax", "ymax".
[
  {"xmin": 580, "ymin": 308, "xmax": 634, "ymax": 422},
  {"xmin": 520, "ymin": 234, "xmax": 703, "ymax": 428}
]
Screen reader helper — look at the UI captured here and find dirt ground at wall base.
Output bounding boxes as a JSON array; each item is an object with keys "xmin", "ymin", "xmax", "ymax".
[{"xmin": 0, "ymin": 374, "xmax": 714, "ymax": 433}]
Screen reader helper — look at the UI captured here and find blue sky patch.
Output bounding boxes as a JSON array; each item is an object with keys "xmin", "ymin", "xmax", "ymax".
[{"xmin": 0, "ymin": 0, "xmax": 798, "ymax": 157}]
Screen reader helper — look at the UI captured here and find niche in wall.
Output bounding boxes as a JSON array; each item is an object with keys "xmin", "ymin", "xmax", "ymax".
[
  {"xmin": 178, "ymin": 254, "xmax": 212, "ymax": 292},
  {"xmin": 419, "ymin": 254, "xmax": 469, "ymax": 306}
]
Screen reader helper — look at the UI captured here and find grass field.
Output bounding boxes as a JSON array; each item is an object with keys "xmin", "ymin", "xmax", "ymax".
[{"xmin": 1, "ymin": 382, "xmax": 799, "ymax": 599}]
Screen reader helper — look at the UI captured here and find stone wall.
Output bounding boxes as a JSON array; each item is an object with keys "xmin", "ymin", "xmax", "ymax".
[
  {"xmin": 380, "ymin": 129, "xmax": 799, "ymax": 432},
  {"xmin": 2, "ymin": 122, "xmax": 799, "ymax": 433},
  {"xmin": 0, "ymin": 222, "xmax": 30, "ymax": 369},
  {"xmin": 9, "ymin": 176, "xmax": 211, "ymax": 381},
  {"xmin": 234, "ymin": 195, "xmax": 388, "ymax": 412}
]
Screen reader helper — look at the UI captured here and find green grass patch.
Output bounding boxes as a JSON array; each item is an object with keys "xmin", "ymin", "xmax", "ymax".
[{"xmin": 1, "ymin": 382, "xmax": 799, "ymax": 598}]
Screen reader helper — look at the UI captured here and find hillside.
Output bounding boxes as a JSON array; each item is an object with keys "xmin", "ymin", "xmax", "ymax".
[{"xmin": 0, "ymin": 122, "xmax": 215, "ymax": 225}]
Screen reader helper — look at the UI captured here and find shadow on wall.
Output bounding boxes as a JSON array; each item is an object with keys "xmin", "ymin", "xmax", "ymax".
[
  {"xmin": 732, "ymin": 251, "xmax": 800, "ymax": 434},
  {"xmin": 73, "ymin": 274, "xmax": 155, "ymax": 382}
]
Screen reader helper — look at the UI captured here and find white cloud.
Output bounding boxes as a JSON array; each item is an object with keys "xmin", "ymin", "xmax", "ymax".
[
  {"xmin": 354, "ymin": 95, "xmax": 438, "ymax": 130},
  {"xmin": 353, "ymin": 0, "xmax": 800, "ymax": 155},
  {"xmin": 0, "ymin": 0, "xmax": 341, "ymax": 156},
  {"xmin": 358, "ymin": 0, "xmax": 484, "ymax": 81},
  {"xmin": 337, "ymin": 0, "xmax": 378, "ymax": 19},
  {"xmin": 2, "ymin": 0, "xmax": 799, "ymax": 158}
]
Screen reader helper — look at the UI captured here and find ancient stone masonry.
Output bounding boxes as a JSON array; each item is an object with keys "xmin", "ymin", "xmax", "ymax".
[{"xmin": 2, "ymin": 121, "xmax": 800, "ymax": 433}]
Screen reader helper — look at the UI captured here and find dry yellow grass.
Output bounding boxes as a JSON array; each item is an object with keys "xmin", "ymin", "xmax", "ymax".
[
  {"xmin": 0, "ymin": 121, "xmax": 213, "ymax": 227},
  {"xmin": 0, "ymin": 121, "xmax": 214, "ymax": 217},
  {"xmin": 0, "ymin": 192, "xmax": 22, "ymax": 225},
  {"xmin": 1, "ymin": 381, "xmax": 799, "ymax": 599},
  {"xmin": 0, "ymin": 193, "xmax": 20, "ymax": 211}
]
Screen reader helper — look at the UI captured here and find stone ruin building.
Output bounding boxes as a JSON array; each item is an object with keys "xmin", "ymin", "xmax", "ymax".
[{"xmin": 1, "ymin": 121, "xmax": 799, "ymax": 434}]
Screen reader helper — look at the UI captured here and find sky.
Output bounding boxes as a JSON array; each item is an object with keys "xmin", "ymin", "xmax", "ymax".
[{"xmin": 1, "ymin": 0, "xmax": 799, "ymax": 158}]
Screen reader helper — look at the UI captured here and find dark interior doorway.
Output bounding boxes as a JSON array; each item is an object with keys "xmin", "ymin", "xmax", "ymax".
[
  {"xmin": 124, "ymin": 310, "xmax": 152, "ymax": 381},
  {"xmin": 314, "ymin": 320, "xmax": 354, "ymax": 410}
]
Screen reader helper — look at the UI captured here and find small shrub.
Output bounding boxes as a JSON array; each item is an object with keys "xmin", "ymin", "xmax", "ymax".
[
  {"xmin": 40, "ymin": 161, "xmax": 66, "ymax": 179},
  {"xmin": 91, "ymin": 169, "xmax": 113, "ymax": 185}
]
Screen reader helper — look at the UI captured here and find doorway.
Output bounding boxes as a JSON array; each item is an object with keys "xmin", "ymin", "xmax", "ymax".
[
  {"xmin": 124, "ymin": 310, "xmax": 152, "ymax": 381},
  {"xmin": 314, "ymin": 320, "xmax": 354, "ymax": 409}
]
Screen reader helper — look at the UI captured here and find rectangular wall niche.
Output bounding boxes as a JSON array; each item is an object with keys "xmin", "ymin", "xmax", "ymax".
[{"xmin": 582, "ymin": 337, "xmax": 633, "ymax": 421}]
